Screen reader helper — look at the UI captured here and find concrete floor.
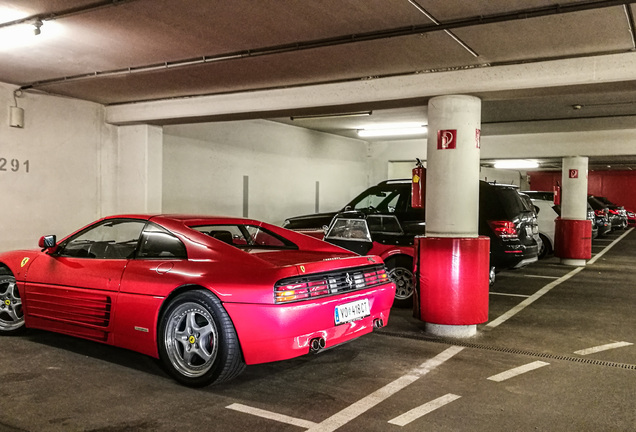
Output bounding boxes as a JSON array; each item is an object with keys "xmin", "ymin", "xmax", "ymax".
[{"xmin": 1, "ymin": 229, "xmax": 634, "ymax": 432}]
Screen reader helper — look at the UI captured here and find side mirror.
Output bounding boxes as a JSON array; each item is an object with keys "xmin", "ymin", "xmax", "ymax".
[{"xmin": 38, "ymin": 235, "xmax": 57, "ymax": 251}]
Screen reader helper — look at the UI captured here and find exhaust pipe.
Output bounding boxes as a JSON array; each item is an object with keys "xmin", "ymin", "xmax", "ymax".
[
  {"xmin": 373, "ymin": 318, "xmax": 384, "ymax": 329},
  {"xmin": 309, "ymin": 337, "xmax": 326, "ymax": 353}
]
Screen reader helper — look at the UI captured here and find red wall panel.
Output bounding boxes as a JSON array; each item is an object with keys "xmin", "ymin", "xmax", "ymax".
[{"xmin": 528, "ymin": 170, "xmax": 636, "ymax": 211}]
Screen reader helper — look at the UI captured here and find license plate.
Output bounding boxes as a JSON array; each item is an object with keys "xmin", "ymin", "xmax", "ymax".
[{"xmin": 334, "ymin": 299, "xmax": 370, "ymax": 325}]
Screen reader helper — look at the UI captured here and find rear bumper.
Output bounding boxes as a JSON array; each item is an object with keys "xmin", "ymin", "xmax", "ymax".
[
  {"xmin": 491, "ymin": 242, "xmax": 539, "ymax": 270},
  {"xmin": 224, "ymin": 283, "xmax": 396, "ymax": 365}
]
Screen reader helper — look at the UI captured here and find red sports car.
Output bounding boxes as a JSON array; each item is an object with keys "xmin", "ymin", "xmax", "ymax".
[{"xmin": 0, "ymin": 215, "xmax": 395, "ymax": 387}]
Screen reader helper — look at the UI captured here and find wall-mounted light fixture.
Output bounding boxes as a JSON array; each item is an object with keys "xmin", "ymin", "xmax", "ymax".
[
  {"xmin": 9, "ymin": 89, "xmax": 24, "ymax": 128},
  {"xmin": 33, "ymin": 18, "xmax": 42, "ymax": 35},
  {"xmin": 357, "ymin": 124, "xmax": 427, "ymax": 138},
  {"xmin": 493, "ymin": 159, "xmax": 539, "ymax": 169}
]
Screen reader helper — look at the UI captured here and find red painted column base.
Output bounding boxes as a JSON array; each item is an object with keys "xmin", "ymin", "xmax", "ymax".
[
  {"xmin": 413, "ymin": 236, "xmax": 490, "ymax": 325},
  {"xmin": 554, "ymin": 218, "xmax": 592, "ymax": 260}
]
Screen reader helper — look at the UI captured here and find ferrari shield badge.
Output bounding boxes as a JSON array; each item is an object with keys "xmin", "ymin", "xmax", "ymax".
[{"xmin": 20, "ymin": 257, "xmax": 29, "ymax": 267}]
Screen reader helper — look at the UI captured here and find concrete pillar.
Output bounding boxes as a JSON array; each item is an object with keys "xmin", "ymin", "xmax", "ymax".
[
  {"xmin": 415, "ymin": 95, "xmax": 489, "ymax": 338},
  {"xmin": 100, "ymin": 125, "xmax": 163, "ymax": 215},
  {"xmin": 555, "ymin": 156, "xmax": 591, "ymax": 266},
  {"xmin": 425, "ymin": 97, "xmax": 481, "ymax": 237}
]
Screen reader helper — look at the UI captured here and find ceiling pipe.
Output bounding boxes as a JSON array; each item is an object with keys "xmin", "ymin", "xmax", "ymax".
[
  {"xmin": 407, "ymin": 0, "xmax": 479, "ymax": 57},
  {"xmin": 17, "ymin": 0, "xmax": 636, "ymax": 93}
]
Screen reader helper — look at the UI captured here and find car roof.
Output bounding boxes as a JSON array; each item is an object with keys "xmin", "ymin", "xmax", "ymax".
[{"xmin": 104, "ymin": 214, "xmax": 264, "ymax": 226}]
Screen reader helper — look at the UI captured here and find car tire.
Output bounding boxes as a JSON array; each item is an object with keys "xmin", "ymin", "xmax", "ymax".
[
  {"xmin": 386, "ymin": 257, "xmax": 414, "ymax": 308},
  {"xmin": 158, "ymin": 289, "xmax": 245, "ymax": 387},
  {"xmin": 0, "ymin": 275, "xmax": 25, "ymax": 335},
  {"xmin": 538, "ymin": 234, "xmax": 552, "ymax": 259}
]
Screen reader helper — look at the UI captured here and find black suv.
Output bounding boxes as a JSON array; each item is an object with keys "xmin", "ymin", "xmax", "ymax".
[{"xmin": 284, "ymin": 180, "xmax": 539, "ymax": 306}]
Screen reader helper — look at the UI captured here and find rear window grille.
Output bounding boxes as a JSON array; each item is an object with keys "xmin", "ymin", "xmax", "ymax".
[{"xmin": 274, "ymin": 264, "xmax": 389, "ymax": 304}]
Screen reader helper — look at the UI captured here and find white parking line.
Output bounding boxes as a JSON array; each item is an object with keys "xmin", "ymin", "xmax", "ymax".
[
  {"xmin": 305, "ymin": 346, "xmax": 464, "ymax": 432},
  {"xmin": 226, "ymin": 403, "xmax": 317, "ymax": 429},
  {"xmin": 487, "ymin": 361, "xmax": 550, "ymax": 382},
  {"xmin": 588, "ymin": 228, "xmax": 633, "ymax": 265},
  {"xmin": 497, "ymin": 273, "xmax": 559, "ymax": 279},
  {"xmin": 490, "ymin": 292, "xmax": 531, "ymax": 298},
  {"xmin": 524, "ymin": 274, "xmax": 560, "ymax": 279},
  {"xmin": 487, "ymin": 228, "xmax": 632, "ymax": 330},
  {"xmin": 388, "ymin": 394, "xmax": 461, "ymax": 427},
  {"xmin": 574, "ymin": 341, "xmax": 634, "ymax": 356},
  {"xmin": 485, "ymin": 267, "xmax": 584, "ymax": 329}
]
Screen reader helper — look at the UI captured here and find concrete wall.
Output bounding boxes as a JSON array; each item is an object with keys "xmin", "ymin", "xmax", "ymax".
[
  {"xmin": 3, "ymin": 81, "xmax": 635, "ymax": 251},
  {"xmin": 528, "ymin": 170, "xmax": 636, "ymax": 211},
  {"xmin": 162, "ymin": 120, "xmax": 369, "ymax": 225},
  {"xmin": 0, "ymin": 82, "xmax": 115, "ymax": 252},
  {"xmin": 0, "ymin": 84, "xmax": 162, "ymax": 252}
]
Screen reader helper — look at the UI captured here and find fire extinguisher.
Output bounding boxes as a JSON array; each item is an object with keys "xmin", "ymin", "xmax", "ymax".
[
  {"xmin": 553, "ymin": 181, "xmax": 561, "ymax": 205},
  {"xmin": 411, "ymin": 158, "xmax": 426, "ymax": 209}
]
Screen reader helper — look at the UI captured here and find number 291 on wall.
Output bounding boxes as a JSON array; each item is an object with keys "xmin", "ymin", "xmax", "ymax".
[{"xmin": 0, "ymin": 158, "xmax": 30, "ymax": 173}]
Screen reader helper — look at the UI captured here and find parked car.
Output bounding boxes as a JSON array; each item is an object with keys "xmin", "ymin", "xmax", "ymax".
[
  {"xmin": 588, "ymin": 196, "xmax": 626, "ymax": 231},
  {"xmin": 285, "ymin": 180, "xmax": 539, "ymax": 306},
  {"xmin": 518, "ymin": 192, "xmax": 543, "ymax": 255},
  {"xmin": 588, "ymin": 203, "xmax": 599, "ymax": 239},
  {"xmin": 521, "ymin": 191, "xmax": 556, "ymax": 201},
  {"xmin": 579, "ymin": 197, "xmax": 612, "ymax": 237},
  {"xmin": 627, "ymin": 209, "xmax": 636, "ymax": 227},
  {"xmin": 526, "ymin": 196, "xmax": 558, "ymax": 258},
  {"xmin": 0, "ymin": 215, "xmax": 396, "ymax": 387},
  {"xmin": 589, "ymin": 196, "xmax": 628, "ymax": 230},
  {"xmin": 524, "ymin": 191, "xmax": 606, "ymax": 239}
]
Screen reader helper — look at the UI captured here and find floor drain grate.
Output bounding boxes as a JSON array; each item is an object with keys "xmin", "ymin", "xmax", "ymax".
[{"xmin": 377, "ymin": 330, "xmax": 636, "ymax": 370}]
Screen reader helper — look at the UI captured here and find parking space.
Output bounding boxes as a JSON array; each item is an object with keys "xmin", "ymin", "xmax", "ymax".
[{"xmin": 1, "ymin": 230, "xmax": 634, "ymax": 432}]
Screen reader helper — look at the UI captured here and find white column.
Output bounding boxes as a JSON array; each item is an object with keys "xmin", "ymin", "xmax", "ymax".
[
  {"xmin": 561, "ymin": 156, "xmax": 589, "ymax": 220},
  {"xmin": 560, "ymin": 156, "xmax": 589, "ymax": 266},
  {"xmin": 426, "ymin": 95, "xmax": 481, "ymax": 237},
  {"xmin": 422, "ymin": 95, "xmax": 484, "ymax": 338}
]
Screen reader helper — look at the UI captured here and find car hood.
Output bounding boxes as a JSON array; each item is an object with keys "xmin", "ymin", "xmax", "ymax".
[{"xmin": 283, "ymin": 212, "xmax": 338, "ymax": 229}]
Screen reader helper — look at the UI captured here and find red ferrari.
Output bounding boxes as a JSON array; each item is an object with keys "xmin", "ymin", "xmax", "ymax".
[{"xmin": 0, "ymin": 215, "xmax": 395, "ymax": 387}]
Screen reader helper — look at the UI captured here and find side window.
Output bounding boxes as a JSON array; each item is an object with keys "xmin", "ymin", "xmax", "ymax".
[
  {"xmin": 58, "ymin": 220, "xmax": 145, "ymax": 259},
  {"xmin": 191, "ymin": 224, "xmax": 297, "ymax": 249},
  {"xmin": 138, "ymin": 223, "xmax": 187, "ymax": 259}
]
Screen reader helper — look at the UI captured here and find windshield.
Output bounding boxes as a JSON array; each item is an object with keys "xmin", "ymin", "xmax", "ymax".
[
  {"xmin": 481, "ymin": 184, "xmax": 528, "ymax": 220},
  {"xmin": 325, "ymin": 218, "xmax": 372, "ymax": 242},
  {"xmin": 347, "ymin": 184, "xmax": 409, "ymax": 214}
]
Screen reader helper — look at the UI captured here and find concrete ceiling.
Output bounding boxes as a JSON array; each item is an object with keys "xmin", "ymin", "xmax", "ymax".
[{"xmin": 2, "ymin": 0, "xmax": 636, "ymax": 169}]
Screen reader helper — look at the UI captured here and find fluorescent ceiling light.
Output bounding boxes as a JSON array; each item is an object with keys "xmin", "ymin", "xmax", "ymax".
[
  {"xmin": 493, "ymin": 159, "xmax": 539, "ymax": 169},
  {"xmin": 358, "ymin": 124, "xmax": 427, "ymax": 138},
  {"xmin": 290, "ymin": 111, "xmax": 372, "ymax": 120}
]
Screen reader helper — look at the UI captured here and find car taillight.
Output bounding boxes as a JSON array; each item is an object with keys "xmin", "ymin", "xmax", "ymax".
[
  {"xmin": 488, "ymin": 220, "xmax": 518, "ymax": 239},
  {"xmin": 274, "ymin": 267, "xmax": 389, "ymax": 304},
  {"xmin": 274, "ymin": 280, "xmax": 329, "ymax": 303}
]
